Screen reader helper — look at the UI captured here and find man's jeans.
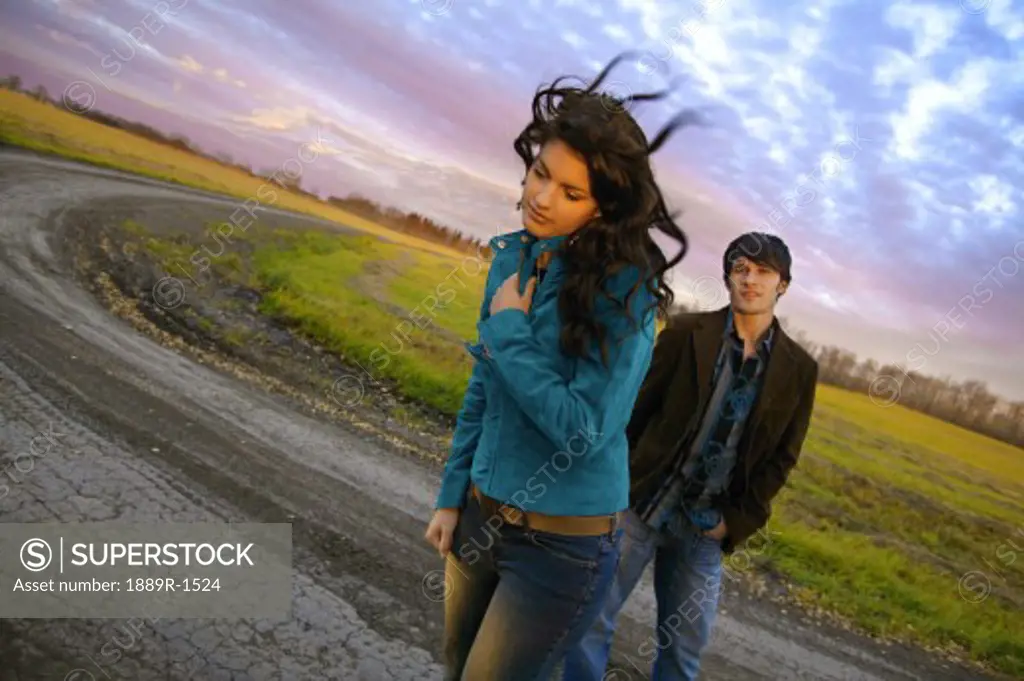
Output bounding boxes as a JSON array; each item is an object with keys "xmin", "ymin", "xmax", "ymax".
[
  {"xmin": 442, "ymin": 492, "xmax": 623, "ymax": 681},
  {"xmin": 560, "ymin": 508, "xmax": 723, "ymax": 681}
]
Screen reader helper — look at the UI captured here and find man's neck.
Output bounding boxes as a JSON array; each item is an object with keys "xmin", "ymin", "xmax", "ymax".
[{"xmin": 731, "ymin": 308, "xmax": 774, "ymax": 352}]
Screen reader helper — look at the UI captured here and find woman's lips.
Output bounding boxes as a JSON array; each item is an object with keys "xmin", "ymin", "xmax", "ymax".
[{"xmin": 526, "ymin": 204, "xmax": 549, "ymax": 224}]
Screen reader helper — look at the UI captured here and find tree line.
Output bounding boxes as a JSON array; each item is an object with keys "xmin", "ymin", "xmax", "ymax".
[
  {"xmin": 324, "ymin": 195, "xmax": 490, "ymax": 257},
  {"xmin": 659, "ymin": 306, "xmax": 1023, "ymax": 448},
  {"xmin": 783, "ymin": 319, "xmax": 1023, "ymax": 447}
]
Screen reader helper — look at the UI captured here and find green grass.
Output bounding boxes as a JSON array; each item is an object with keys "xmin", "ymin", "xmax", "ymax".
[
  {"xmin": 250, "ymin": 231, "xmax": 482, "ymax": 416},
  {"xmin": 121, "ymin": 220, "xmax": 483, "ymax": 415},
  {"xmin": 765, "ymin": 388, "xmax": 1024, "ymax": 676},
  {"xmin": 768, "ymin": 525, "xmax": 1023, "ymax": 668},
  {"xmin": 385, "ymin": 250, "xmax": 488, "ymax": 342}
]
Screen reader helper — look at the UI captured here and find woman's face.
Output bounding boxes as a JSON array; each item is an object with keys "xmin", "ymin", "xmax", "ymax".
[{"xmin": 520, "ymin": 138, "xmax": 601, "ymax": 239}]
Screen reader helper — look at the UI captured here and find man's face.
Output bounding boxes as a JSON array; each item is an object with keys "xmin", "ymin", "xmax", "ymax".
[{"xmin": 727, "ymin": 256, "xmax": 786, "ymax": 314}]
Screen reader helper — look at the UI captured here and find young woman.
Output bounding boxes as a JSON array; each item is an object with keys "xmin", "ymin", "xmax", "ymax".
[{"xmin": 424, "ymin": 52, "xmax": 697, "ymax": 680}]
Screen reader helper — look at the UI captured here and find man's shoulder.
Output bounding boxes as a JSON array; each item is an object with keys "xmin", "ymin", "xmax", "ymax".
[
  {"xmin": 775, "ymin": 327, "xmax": 818, "ymax": 380},
  {"xmin": 664, "ymin": 308, "xmax": 718, "ymax": 332}
]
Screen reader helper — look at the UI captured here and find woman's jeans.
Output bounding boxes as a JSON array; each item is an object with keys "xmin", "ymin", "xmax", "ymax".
[{"xmin": 442, "ymin": 492, "xmax": 623, "ymax": 681}]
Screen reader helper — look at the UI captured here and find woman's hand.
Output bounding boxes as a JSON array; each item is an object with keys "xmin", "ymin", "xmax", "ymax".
[
  {"xmin": 703, "ymin": 518, "xmax": 728, "ymax": 541},
  {"xmin": 490, "ymin": 273, "xmax": 536, "ymax": 316},
  {"xmin": 424, "ymin": 508, "xmax": 461, "ymax": 558}
]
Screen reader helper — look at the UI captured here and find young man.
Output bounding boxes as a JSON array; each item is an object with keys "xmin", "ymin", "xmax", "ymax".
[{"xmin": 561, "ymin": 232, "xmax": 819, "ymax": 681}]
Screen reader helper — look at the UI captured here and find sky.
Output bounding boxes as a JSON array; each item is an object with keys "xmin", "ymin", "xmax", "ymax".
[{"xmin": 1, "ymin": 0, "xmax": 1023, "ymax": 402}]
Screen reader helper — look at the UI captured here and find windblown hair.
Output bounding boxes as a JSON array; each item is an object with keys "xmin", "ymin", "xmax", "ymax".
[{"xmin": 513, "ymin": 51, "xmax": 703, "ymax": 366}]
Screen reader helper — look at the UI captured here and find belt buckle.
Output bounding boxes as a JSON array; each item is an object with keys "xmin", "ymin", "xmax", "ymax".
[{"xmin": 497, "ymin": 503, "xmax": 525, "ymax": 526}]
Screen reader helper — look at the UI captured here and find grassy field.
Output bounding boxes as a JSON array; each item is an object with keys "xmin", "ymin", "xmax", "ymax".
[
  {"xmin": 3, "ymin": 89, "xmax": 1022, "ymax": 677},
  {"xmin": 137, "ymin": 223, "xmax": 486, "ymax": 417},
  {"xmin": 771, "ymin": 390, "xmax": 1023, "ymax": 675}
]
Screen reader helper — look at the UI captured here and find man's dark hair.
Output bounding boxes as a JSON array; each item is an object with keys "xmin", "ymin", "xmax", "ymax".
[{"xmin": 722, "ymin": 232, "xmax": 792, "ymax": 284}]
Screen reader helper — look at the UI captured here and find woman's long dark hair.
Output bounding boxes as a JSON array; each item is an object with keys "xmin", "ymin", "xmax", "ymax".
[{"xmin": 513, "ymin": 51, "xmax": 702, "ymax": 366}]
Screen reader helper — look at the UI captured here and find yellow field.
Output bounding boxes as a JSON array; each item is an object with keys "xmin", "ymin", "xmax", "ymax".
[{"xmin": 0, "ymin": 89, "xmax": 464, "ymax": 259}]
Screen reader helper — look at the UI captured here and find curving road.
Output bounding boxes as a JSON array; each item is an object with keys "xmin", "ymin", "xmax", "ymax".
[{"xmin": 0, "ymin": 148, "xmax": 1003, "ymax": 681}]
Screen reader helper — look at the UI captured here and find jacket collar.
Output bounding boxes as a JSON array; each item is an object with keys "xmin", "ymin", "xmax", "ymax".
[
  {"xmin": 693, "ymin": 305, "xmax": 795, "ymax": 425},
  {"xmin": 489, "ymin": 229, "xmax": 570, "ymax": 294},
  {"xmin": 722, "ymin": 304, "xmax": 775, "ymax": 355},
  {"xmin": 489, "ymin": 229, "xmax": 569, "ymax": 255}
]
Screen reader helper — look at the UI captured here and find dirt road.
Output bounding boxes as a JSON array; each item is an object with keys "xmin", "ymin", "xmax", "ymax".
[{"xmin": 0, "ymin": 148, "xmax": 1002, "ymax": 680}]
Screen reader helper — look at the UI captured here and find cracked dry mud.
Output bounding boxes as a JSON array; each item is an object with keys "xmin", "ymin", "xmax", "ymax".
[{"xmin": 0, "ymin": 148, "xmax": 1008, "ymax": 681}]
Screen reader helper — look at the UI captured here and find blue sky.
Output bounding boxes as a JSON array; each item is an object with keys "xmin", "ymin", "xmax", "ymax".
[{"xmin": 1, "ymin": 0, "xmax": 1022, "ymax": 401}]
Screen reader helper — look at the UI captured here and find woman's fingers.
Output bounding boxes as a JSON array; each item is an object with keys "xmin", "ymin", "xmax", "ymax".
[
  {"xmin": 425, "ymin": 510, "xmax": 459, "ymax": 557},
  {"xmin": 425, "ymin": 520, "xmax": 451, "ymax": 558},
  {"xmin": 424, "ymin": 521, "xmax": 440, "ymax": 549},
  {"xmin": 437, "ymin": 525, "xmax": 453, "ymax": 558}
]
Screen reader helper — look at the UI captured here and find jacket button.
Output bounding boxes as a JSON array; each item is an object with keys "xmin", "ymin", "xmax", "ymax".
[
  {"xmin": 521, "ymin": 235, "xmax": 529, "ymax": 242},
  {"xmin": 497, "ymin": 240, "xmax": 506, "ymax": 248}
]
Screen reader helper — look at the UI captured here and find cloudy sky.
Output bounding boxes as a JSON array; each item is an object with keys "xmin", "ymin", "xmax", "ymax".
[{"xmin": 1, "ymin": 0, "xmax": 1023, "ymax": 402}]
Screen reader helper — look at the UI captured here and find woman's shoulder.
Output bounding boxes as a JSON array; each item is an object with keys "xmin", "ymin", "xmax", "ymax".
[
  {"xmin": 597, "ymin": 263, "xmax": 658, "ymax": 330},
  {"xmin": 479, "ymin": 229, "xmax": 528, "ymax": 288},
  {"xmin": 486, "ymin": 228, "xmax": 531, "ymax": 254},
  {"xmin": 602, "ymin": 263, "xmax": 656, "ymax": 304}
]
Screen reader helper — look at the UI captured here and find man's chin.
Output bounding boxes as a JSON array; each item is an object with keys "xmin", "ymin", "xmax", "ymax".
[{"xmin": 732, "ymin": 298, "xmax": 774, "ymax": 314}]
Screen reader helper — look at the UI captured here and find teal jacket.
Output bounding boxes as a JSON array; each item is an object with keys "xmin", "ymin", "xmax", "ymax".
[{"xmin": 434, "ymin": 228, "xmax": 658, "ymax": 516}]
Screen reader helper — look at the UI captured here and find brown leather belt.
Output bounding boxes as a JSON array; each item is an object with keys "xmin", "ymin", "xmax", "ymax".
[{"xmin": 469, "ymin": 483, "xmax": 620, "ymax": 537}]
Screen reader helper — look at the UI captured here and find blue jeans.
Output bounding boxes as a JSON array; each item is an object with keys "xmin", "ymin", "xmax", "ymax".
[
  {"xmin": 560, "ymin": 508, "xmax": 723, "ymax": 681},
  {"xmin": 442, "ymin": 492, "xmax": 623, "ymax": 681}
]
